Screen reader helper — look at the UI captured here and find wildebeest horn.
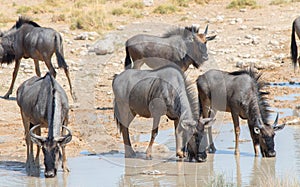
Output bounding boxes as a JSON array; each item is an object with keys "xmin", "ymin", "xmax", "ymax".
[
  {"xmin": 30, "ymin": 125, "xmax": 46, "ymax": 146},
  {"xmin": 55, "ymin": 125, "xmax": 72, "ymax": 145},
  {"xmin": 272, "ymin": 113, "xmax": 286, "ymax": 131},
  {"xmin": 204, "ymin": 24, "xmax": 208, "ymax": 35},
  {"xmin": 272, "ymin": 113, "xmax": 279, "ymax": 126}
]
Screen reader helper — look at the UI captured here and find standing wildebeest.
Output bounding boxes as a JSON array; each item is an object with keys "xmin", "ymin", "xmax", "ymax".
[
  {"xmin": 17, "ymin": 72, "xmax": 72, "ymax": 177},
  {"xmin": 113, "ymin": 65, "xmax": 213, "ymax": 161},
  {"xmin": 291, "ymin": 16, "xmax": 300, "ymax": 67},
  {"xmin": 197, "ymin": 69, "xmax": 285, "ymax": 157},
  {"xmin": 0, "ymin": 17, "xmax": 76, "ymax": 101},
  {"xmin": 124, "ymin": 25, "xmax": 216, "ymax": 71}
]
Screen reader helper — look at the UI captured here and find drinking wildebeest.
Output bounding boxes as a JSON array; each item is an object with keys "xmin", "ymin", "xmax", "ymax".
[
  {"xmin": 16, "ymin": 72, "xmax": 72, "ymax": 177},
  {"xmin": 197, "ymin": 68, "xmax": 285, "ymax": 157},
  {"xmin": 291, "ymin": 16, "xmax": 300, "ymax": 67},
  {"xmin": 113, "ymin": 65, "xmax": 213, "ymax": 161},
  {"xmin": 124, "ymin": 25, "xmax": 216, "ymax": 71},
  {"xmin": 0, "ymin": 16, "xmax": 76, "ymax": 101}
]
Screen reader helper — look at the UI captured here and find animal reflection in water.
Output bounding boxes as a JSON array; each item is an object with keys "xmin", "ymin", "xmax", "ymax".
[
  {"xmin": 16, "ymin": 73, "xmax": 72, "ymax": 177},
  {"xmin": 197, "ymin": 68, "xmax": 285, "ymax": 157},
  {"xmin": 0, "ymin": 16, "xmax": 76, "ymax": 101},
  {"xmin": 113, "ymin": 65, "xmax": 213, "ymax": 161},
  {"xmin": 125, "ymin": 25, "xmax": 216, "ymax": 71}
]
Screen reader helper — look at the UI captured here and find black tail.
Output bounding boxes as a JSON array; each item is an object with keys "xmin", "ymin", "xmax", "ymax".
[
  {"xmin": 291, "ymin": 21, "xmax": 298, "ymax": 68},
  {"xmin": 55, "ymin": 34, "xmax": 68, "ymax": 69},
  {"xmin": 124, "ymin": 46, "xmax": 132, "ymax": 69}
]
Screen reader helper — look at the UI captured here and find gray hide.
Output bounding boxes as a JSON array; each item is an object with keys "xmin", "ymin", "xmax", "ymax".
[{"xmin": 16, "ymin": 72, "xmax": 72, "ymax": 177}]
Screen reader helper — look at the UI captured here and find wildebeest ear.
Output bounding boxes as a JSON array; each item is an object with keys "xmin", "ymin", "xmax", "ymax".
[
  {"xmin": 181, "ymin": 120, "xmax": 197, "ymax": 130},
  {"xmin": 199, "ymin": 117, "xmax": 215, "ymax": 127},
  {"xmin": 31, "ymin": 136, "xmax": 45, "ymax": 147},
  {"xmin": 57, "ymin": 135, "xmax": 72, "ymax": 146},
  {"xmin": 273, "ymin": 123, "xmax": 285, "ymax": 131},
  {"xmin": 206, "ymin": 35, "xmax": 217, "ymax": 41}
]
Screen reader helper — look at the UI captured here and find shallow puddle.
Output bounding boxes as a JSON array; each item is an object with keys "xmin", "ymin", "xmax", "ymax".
[{"xmin": 0, "ymin": 123, "xmax": 299, "ymax": 186}]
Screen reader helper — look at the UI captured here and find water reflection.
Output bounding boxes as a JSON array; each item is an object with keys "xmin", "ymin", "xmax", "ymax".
[{"xmin": 0, "ymin": 126, "xmax": 299, "ymax": 186}]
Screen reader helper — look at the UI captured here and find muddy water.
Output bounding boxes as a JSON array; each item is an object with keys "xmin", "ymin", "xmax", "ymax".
[
  {"xmin": 0, "ymin": 124, "xmax": 300, "ymax": 186},
  {"xmin": 1, "ymin": 91, "xmax": 300, "ymax": 186}
]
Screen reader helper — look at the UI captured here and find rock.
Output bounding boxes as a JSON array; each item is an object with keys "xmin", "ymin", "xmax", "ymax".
[
  {"xmin": 239, "ymin": 25, "xmax": 248, "ymax": 30},
  {"xmin": 143, "ymin": 0, "xmax": 153, "ymax": 6},
  {"xmin": 94, "ymin": 39, "xmax": 115, "ymax": 55},
  {"xmin": 92, "ymin": 33, "xmax": 122, "ymax": 55},
  {"xmin": 269, "ymin": 40, "xmax": 280, "ymax": 46},
  {"xmin": 74, "ymin": 32, "xmax": 100, "ymax": 40},
  {"xmin": 253, "ymin": 26, "xmax": 266, "ymax": 30}
]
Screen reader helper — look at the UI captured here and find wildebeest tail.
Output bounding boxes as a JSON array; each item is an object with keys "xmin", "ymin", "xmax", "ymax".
[
  {"xmin": 55, "ymin": 33, "xmax": 68, "ymax": 69},
  {"xmin": 124, "ymin": 46, "xmax": 132, "ymax": 69},
  {"xmin": 291, "ymin": 21, "xmax": 298, "ymax": 67}
]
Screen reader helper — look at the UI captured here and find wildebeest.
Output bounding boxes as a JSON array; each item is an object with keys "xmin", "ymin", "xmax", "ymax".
[
  {"xmin": 124, "ymin": 25, "xmax": 216, "ymax": 71},
  {"xmin": 16, "ymin": 72, "xmax": 72, "ymax": 177},
  {"xmin": 113, "ymin": 65, "xmax": 213, "ymax": 161},
  {"xmin": 197, "ymin": 68, "xmax": 285, "ymax": 157},
  {"xmin": 291, "ymin": 16, "xmax": 300, "ymax": 67},
  {"xmin": 0, "ymin": 16, "xmax": 76, "ymax": 101}
]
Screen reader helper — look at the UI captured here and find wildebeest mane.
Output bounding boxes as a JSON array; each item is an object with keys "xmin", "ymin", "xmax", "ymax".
[
  {"xmin": 162, "ymin": 26, "xmax": 199, "ymax": 38},
  {"xmin": 15, "ymin": 16, "xmax": 41, "ymax": 29},
  {"xmin": 231, "ymin": 68, "xmax": 271, "ymax": 125}
]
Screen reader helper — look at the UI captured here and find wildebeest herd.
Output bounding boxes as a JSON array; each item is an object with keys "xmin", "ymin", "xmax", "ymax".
[{"xmin": 3, "ymin": 15, "xmax": 300, "ymax": 178}]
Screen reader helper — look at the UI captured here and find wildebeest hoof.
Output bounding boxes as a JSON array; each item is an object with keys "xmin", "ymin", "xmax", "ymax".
[
  {"xmin": 208, "ymin": 146, "xmax": 216, "ymax": 153},
  {"xmin": 234, "ymin": 150, "xmax": 240, "ymax": 156},
  {"xmin": 125, "ymin": 150, "xmax": 136, "ymax": 158},
  {"xmin": 3, "ymin": 94, "xmax": 10, "ymax": 99},
  {"xmin": 195, "ymin": 152, "xmax": 207, "ymax": 162},
  {"xmin": 176, "ymin": 151, "xmax": 185, "ymax": 158}
]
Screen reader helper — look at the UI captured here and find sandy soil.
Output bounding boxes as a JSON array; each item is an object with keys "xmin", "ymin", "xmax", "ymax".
[{"xmin": 0, "ymin": 0, "xmax": 300, "ymax": 162}]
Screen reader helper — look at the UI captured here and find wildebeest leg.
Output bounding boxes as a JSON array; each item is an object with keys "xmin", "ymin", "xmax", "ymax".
[
  {"xmin": 120, "ymin": 125, "xmax": 136, "ymax": 158},
  {"xmin": 61, "ymin": 122, "xmax": 70, "ymax": 172},
  {"xmin": 21, "ymin": 112, "xmax": 38, "ymax": 175},
  {"xmin": 231, "ymin": 113, "xmax": 240, "ymax": 156},
  {"xmin": 146, "ymin": 117, "xmax": 160, "ymax": 160},
  {"xmin": 44, "ymin": 59, "xmax": 57, "ymax": 78},
  {"xmin": 34, "ymin": 126, "xmax": 41, "ymax": 167},
  {"xmin": 174, "ymin": 119, "xmax": 185, "ymax": 158},
  {"xmin": 34, "ymin": 59, "xmax": 41, "ymax": 77},
  {"xmin": 248, "ymin": 127, "xmax": 260, "ymax": 156},
  {"xmin": 3, "ymin": 59, "xmax": 21, "ymax": 99},
  {"xmin": 201, "ymin": 96, "xmax": 216, "ymax": 153}
]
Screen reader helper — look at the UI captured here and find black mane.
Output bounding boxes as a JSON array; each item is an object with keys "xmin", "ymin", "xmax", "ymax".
[
  {"xmin": 15, "ymin": 16, "xmax": 41, "ymax": 29},
  {"xmin": 163, "ymin": 25, "xmax": 199, "ymax": 38},
  {"xmin": 232, "ymin": 68, "xmax": 271, "ymax": 125}
]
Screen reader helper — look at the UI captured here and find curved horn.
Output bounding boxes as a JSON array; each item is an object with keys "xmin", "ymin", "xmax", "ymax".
[
  {"xmin": 272, "ymin": 113, "xmax": 285, "ymax": 131},
  {"xmin": 56, "ymin": 125, "xmax": 72, "ymax": 145},
  {"xmin": 272, "ymin": 113, "xmax": 279, "ymax": 127},
  {"xmin": 30, "ymin": 125, "xmax": 46, "ymax": 146},
  {"xmin": 204, "ymin": 24, "xmax": 209, "ymax": 35}
]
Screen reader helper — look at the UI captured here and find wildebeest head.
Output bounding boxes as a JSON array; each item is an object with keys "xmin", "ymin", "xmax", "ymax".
[
  {"xmin": 30, "ymin": 125, "xmax": 72, "ymax": 178},
  {"xmin": 186, "ymin": 117, "xmax": 214, "ymax": 162},
  {"xmin": 253, "ymin": 113, "xmax": 285, "ymax": 157},
  {"xmin": 186, "ymin": 25, "xmax": 216, "ymax": 68}
]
